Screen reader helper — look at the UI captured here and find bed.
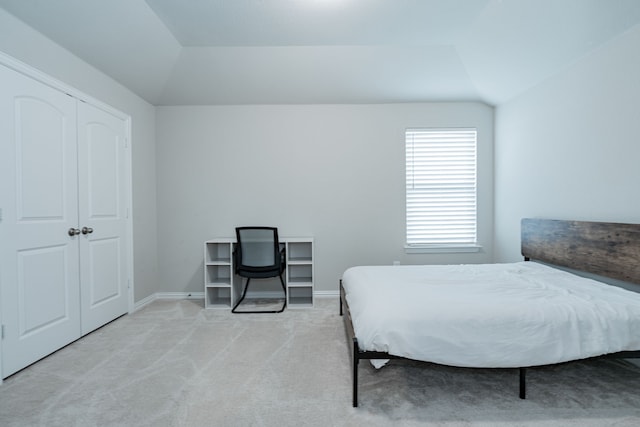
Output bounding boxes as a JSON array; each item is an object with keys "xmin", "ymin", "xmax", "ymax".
[{"xmin": 339, "ymin": 218, "xmax": 640, "ymax": 407}]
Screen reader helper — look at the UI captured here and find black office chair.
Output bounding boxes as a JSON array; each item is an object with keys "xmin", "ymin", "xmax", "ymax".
[{"xmin": 232, "ymin": 227, "xmax": 287, "ymax": 313}]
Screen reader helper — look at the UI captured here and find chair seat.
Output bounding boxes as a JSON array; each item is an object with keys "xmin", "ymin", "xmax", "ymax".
[{"xmin": 237, "ymin": 265, "xmax": 285, "ymax": 279}]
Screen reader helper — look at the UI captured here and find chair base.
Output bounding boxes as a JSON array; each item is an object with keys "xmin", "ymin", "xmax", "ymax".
[{"xmin": 231, "ymin": 275, "xmax": 287, "ymax": 314}]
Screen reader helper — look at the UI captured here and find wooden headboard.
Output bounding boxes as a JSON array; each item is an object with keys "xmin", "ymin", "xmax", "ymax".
[{"xmin": 521, "ymin": 218, "xmax": 640, "ymax": 285}]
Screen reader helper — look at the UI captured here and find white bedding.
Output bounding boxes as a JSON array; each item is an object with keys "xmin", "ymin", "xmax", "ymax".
[{"xmin": 342, "ymin": 262, "xmax": 640, "ymax": 368}]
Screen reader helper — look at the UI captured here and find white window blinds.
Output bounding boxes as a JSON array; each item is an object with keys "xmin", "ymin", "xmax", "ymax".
[{"xmin": 405, "ymin": 128, "xmax": 477, "ymax": 247}]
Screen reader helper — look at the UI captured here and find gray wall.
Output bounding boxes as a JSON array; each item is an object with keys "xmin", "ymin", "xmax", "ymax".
[
  {"xmin": 494, "ymin": 23, "xmax": 640, "ymax": 261},
  {"xmin": 0, "ymin": 9, "xmax": 159, "ymax": 303},
  {"xmin": 155, "ymin": 103, "xmax": 494, "ymax": 294},
  {"xmin": 0, "ymin": 7, "xmax": 495, "ymax": 300},
  {"xmin": 8, "ymin": 4, "xmax": 638, "ymax": 297}
]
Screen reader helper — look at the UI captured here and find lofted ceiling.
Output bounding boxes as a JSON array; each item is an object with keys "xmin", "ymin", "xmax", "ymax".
[{"xmin": 1, "ymin": 0, "xmax": 640, "ymax": 106}]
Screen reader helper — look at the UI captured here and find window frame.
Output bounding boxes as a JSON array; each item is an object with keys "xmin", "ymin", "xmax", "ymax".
[{"xmin": 404, "ymin": 127, "xmax": 481, "ymax": 253}]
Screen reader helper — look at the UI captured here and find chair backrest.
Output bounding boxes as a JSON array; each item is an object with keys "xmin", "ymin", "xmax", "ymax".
[{"xmin": 235, "ymin": 227, "xmax": 281, "ymax": 272}]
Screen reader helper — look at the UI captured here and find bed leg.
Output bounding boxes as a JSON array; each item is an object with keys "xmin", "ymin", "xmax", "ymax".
[
  {"xmin": 519, "ymin": 367, "xmax": 526, "ymax": 399},
  {"xmin": 353, "ymin": 338, "xmax": 359, "ymax": 407},
  {"xmin": 339, "ymin": 280, "xmax": 343, "ymax": 316}
]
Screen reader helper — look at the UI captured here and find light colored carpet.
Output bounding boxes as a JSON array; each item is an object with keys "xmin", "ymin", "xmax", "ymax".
[{"xmin": 1, "ymin": 298, "xmax": 640, "ymax": 426}]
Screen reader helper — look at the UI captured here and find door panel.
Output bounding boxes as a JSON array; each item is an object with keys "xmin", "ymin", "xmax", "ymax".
[
  {"xmin": 77, "ymin": 102, "xmax": 128, "ymax": 335},
  {"xmin": 87, "ymin": 237, "xmax": 122, "ymax": 305},
  {"xmin": 15, "ymin": 97, "xmax": 68, "ymax": 220},
  {"xmin": 17, "ymin": 246, "xmax": 72, "ymax": 337},
  {"xmin": 0, "ymin": 64, "xmax": 81, "ymax": 377},
  {"xmin": 86, "ymin": 122, "xmax": 119, "ymax": 218}
]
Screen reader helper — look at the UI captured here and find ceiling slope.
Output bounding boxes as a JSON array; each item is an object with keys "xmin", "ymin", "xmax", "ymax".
[{"xmin": 1, "ymin": 0, "xmax": 639, "ymax": 106}]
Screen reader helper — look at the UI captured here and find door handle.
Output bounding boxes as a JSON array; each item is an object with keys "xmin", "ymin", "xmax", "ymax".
[
  {"xmin": 81, "ymin": 227, "xmax": 94, "ymax": 235},
  {"xmin": 68, "ymin": 228, "xmax": 81, "ymax": 236}
]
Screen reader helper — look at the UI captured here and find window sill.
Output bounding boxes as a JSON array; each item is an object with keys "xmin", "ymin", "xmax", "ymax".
[{"xmin": 404, "ymin": 244, "xmax": 482, "ymax": 254}]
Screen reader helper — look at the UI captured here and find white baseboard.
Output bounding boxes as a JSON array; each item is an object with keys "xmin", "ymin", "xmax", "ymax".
[
  {"xmin": 132, "ymin": 294, "xmax": 156, "ymax": 312},
  {"xmin": 132, "ymin": 292, "xmax": 204, "ymax": 312},
  {"xmin": 133, "ymin": 290, "xmax": 338, "ymax": 312},
  {"xmin": 226, "ymin": 290, "xmax": 340, "ymax": 299},
  {"xmin": 314, "ymin": 290, "xmax": 339, "ymax": 298},
  {"xmin": 156, "ymin": 291, "xmax": 205, "ymax": 300}
]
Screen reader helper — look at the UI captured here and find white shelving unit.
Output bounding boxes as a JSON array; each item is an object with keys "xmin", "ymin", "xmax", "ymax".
[
  {"xmin": 285, "ymin": 238, "xmax": 314, "ymax": 308},
  {"xmin": 204, "ymin": 238, "xmax": 234, "ymax": 309},
  {"xmin": 204, "ymin": 237, "xmax": 314, "ymax": 309}
]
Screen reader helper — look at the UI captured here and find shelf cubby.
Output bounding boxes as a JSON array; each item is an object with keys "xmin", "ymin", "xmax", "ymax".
[
  {"xmin": 288, "ymin": 286, "xmax": 313, "ymax": 307},
  {"xmin": 206, "ymin": 286, "xmax": 231, "ymax": 308},
  {"xmin": 205, "ymin": 241, "xmax": 232, "ymax": 264}
]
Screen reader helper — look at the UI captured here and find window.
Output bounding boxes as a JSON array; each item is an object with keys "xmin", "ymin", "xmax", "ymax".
[{"xmin": 405, "ymin": 128, "xmax": 478, "ymax": 251}]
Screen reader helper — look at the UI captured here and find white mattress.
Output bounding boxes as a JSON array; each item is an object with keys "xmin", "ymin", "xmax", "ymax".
[{"xmin": 342, "ymin": 262, "xmax": 640, "ymax": 368}]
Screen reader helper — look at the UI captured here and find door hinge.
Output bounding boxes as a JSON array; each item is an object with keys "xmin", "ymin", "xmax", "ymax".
[
  {"xmin": 1, "ymin": 324, "xmax": 5, "ymax": 340},
  {"xmin": 125, "ymin": 138, "xmax": 129, "ymax": 149}
]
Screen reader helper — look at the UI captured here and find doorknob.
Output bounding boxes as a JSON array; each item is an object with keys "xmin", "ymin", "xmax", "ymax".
[
  {"xmin": 81, "ymin": 227, "xmax": 94, "ymax": 235},
  {"xmin": 68, "ymin": 228, "xmax": 81, "ymax": 236}
]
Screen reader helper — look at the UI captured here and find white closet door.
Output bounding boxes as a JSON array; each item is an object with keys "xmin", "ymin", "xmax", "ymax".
[
  {"xmin": 0, "ymin": 65, "xmax": 81, "ymax": 377},
  {"xmin": 77, "ymin": 102, "xmax": 129, "ymax": 335}
]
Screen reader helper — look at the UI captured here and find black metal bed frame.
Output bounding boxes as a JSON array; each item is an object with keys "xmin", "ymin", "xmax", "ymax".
[
  {"xmin": 339, "ymin": 219, "xmax": 640, "ymax": 407},
  {"xmin": 339, "ymin": 279, "xmax": 640, "ymax": 408}
]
